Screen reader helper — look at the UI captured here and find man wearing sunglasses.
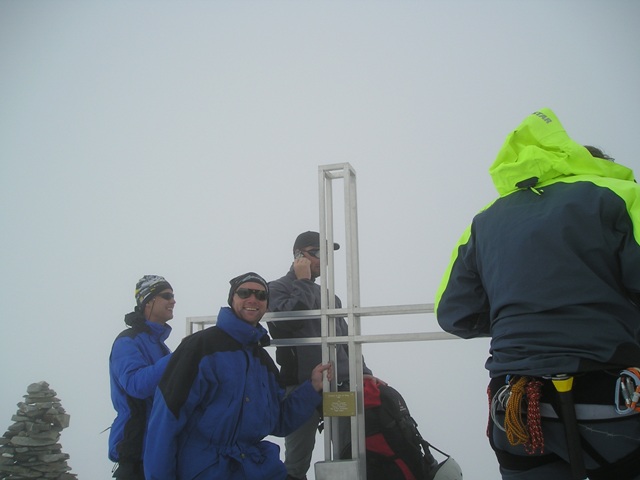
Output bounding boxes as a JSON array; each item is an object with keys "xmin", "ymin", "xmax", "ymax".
[
  {"xmin": 144, "ymin": 272, "xmax": 333, "ymax": 480},
  {"xmin": 108, "ymin": 275, "xmax": 175, "ymax": 480},
  {"xmin": 267, "ymin": 231, "xmax": 377, "ymax": 480}
]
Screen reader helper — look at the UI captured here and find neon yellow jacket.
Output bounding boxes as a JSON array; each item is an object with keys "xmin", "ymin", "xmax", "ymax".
[{"xmin": 435, "ymin": 108, "xmax": 640, "ymax": 377}]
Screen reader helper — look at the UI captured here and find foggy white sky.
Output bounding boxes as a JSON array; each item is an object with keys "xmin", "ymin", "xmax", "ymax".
[{"xmin": 1, "ymin": 1, "xmax": 639, "ymax": 479}]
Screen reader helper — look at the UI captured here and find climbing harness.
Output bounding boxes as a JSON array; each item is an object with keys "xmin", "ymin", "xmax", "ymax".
[
  {"xmin": 615, "ymin": 367, "xmax": 640, "ymax": 415},
  {"xmin": 488, "ymin": 371, "xmax": 640, "ymax": 479}
]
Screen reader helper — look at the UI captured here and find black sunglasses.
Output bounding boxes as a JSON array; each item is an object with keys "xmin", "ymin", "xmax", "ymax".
[
  {"xmin": 157, "ymin": 292, "xmax": 175, "ymax": 300},
  {"xmin": 303, "ymin": 248, "xmax": 321, "ymax": 259},
  {"xmin": 235, "ymin": 288, "xmax": 268, "ymax": 301}
]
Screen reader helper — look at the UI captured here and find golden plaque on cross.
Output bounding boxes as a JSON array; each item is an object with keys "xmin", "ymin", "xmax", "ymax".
[{"xmin": 322, "ymin": 391, "xmax": 356, "ymax": 417}]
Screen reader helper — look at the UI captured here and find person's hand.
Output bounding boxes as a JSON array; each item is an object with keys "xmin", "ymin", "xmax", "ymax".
[
  {"xmin": 293, "ymin": 255, "xmax": 312, "ymax": 280},
  {"xmin": 310, "ymin": 362, "xmax": 333, "ymax": 392},
  {"xmin": 364, "ymin": 374, "xmax": 387, "ymax": 386}
]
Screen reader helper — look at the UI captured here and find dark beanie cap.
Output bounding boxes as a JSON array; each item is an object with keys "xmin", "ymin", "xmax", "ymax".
[{"xmin": 227, "ymin": 272, "xmax": 269, "ymax": 306}]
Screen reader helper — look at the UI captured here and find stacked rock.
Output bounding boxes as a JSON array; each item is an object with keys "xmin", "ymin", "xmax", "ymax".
[{"xmin": 0, "ymin": 381, "xmax": 77, "ymax": 479}]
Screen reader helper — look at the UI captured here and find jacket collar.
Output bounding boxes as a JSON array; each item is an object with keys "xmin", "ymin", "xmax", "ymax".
[
  {"xmin": 145, "ymin": 319, "xmax": 172, "ymax": 343},
  {"xmin": 216, "ymin": 307, "xmax": 270, "ymax": 346}
]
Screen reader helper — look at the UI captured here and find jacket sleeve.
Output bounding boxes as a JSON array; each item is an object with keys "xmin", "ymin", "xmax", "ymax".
[
  {"xmin": 110, "ymin": 336, "xmax": 171, "ymax": 399},
  {"xmin": 268, "ymin": 274, "xmax": 319, "ymax": 333},
  {"xmin": 272, "ymin": 380, "xmax": 322, "ymax": 437},
  {"xmin": 435, "ymin": 224, "xmax": 491, "ymax": 338},
  {"xmin": 144, "ymin": 387, "xmax": 181, "ymax": 479},
  {"xmin": 336, "ymin": 312, "xmax": 373, "ymax": 376},
  {"xmin": 336, "ymin": 296, "xmax": 373, "ymax": 376},
  {"xmin": 144, "ymin": 348, "xmax": 210, "ymax": 480},
  {"xmin": 362, "ymin": 357, "xmax": 373, "ymax": 376},
  {"xmin": 616, "ymin": 183, "xmax": 640, "ymax": 305}
]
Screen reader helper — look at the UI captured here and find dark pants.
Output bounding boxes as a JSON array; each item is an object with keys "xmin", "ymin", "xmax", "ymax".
[
  {"xmin": 112, "ymin": 461, "xmax": 145, "ymax": 480},
  {"xmin": 488, "ymin": 373, "xmax": 640, "ymax": 480},
  {"xmin": 283, "ymin": 384, "xmax": 351, "ymax": 478}
]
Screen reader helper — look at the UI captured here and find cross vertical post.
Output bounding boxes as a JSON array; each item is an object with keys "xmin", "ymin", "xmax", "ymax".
[{"xmin": 317, "ymin": 163, "xmax": 366, "ymax": 478}]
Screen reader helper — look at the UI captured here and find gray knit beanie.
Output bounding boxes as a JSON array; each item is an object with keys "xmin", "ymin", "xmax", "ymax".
[{"xmin": 135, "ymin": 275, "xmax": 172, "ymax": 311}]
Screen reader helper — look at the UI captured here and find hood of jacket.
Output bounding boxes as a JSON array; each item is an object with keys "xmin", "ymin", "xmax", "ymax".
[
  {"xmin": 122, "ymin": 308, "xmax": 172, "ymax": 343},
  {"xmin": 216, "ymin": 306, "xmax": 271, "ymax": 347},
  {"xmin": 489, "ymin": 108, "xmax": 635, "ymax": 196}
]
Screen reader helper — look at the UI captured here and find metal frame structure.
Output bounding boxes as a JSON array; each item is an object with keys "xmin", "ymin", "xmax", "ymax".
[{"xmin": 186, "ymin": 163, "xmax": 457, "ymax": 480}]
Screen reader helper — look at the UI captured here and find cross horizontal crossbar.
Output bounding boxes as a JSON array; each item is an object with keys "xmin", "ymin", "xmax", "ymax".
[{"xmin": 186, "ymin": 303, "xmax": 456, "ymax": 344}]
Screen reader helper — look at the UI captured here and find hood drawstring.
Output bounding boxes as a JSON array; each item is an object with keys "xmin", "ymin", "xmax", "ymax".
[{"xmin": 516, "ymin": 177, "xmax": 544, "ymax": 196}]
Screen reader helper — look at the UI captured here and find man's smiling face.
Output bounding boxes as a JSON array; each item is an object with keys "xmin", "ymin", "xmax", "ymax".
[{"xmin": 231, "ymin": 281, "xmax": 268, "ymax": 326}]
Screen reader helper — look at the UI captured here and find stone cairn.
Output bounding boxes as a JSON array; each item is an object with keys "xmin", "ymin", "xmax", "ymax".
[{"xmin": 0, "ymin": 381, "xmax": 77, "ymax": 479}]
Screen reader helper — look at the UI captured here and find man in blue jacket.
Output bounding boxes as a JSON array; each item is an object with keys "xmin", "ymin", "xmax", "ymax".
[
  {"xmin": 144, "ymin": 272, "xmax": 332, "ymax": 480},
  {"xmin": 109, "ymin": 275, "xmax": 175, "ymax": 479},
  {"xmin": 435, "ymin": 109, "xmax": 640, "ymax": 479}
]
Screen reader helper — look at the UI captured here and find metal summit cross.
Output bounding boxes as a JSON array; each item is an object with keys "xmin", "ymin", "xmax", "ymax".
[{"xmin": 186, "ymin": 163, "xmax": 456, "ymax": 480}]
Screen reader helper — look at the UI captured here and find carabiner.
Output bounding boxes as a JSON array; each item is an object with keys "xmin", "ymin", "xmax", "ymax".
[{"xmin": 615, "ymin": 368, "xmax": 640, "ymax": 415}]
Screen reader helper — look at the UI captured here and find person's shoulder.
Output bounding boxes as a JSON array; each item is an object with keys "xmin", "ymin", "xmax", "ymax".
[
  {"xmin": 180, "ymin": 325, "xmax": 222, "ymax": 345},
  {"xmin": 113, "ymin": 323, "xmax": 149, "ymax": 342},
  {"xmin": 176, "ymin": 326, "xmax": 239, "ymax": 356},
  {"xmin": 268, "ymin": 270, "xmax": 293, "ymax": 286}
]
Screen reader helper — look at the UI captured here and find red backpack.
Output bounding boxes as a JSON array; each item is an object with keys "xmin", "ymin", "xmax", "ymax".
[{"xmin": 341, "ymin": 378, "xmax": 449, "ymax": 480}]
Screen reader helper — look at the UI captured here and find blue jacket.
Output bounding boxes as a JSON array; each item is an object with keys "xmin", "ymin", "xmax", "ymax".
[
  {"xmin": 108, "ymin": 313, "xmax": 171, "ymax": 462},
  {"xmin": 144, "ymin": 307, "xmax": 322, "ymax": 480},
  {"xmin": 435, "ymin": 108, "xmax": 640, "ymax": 377}
]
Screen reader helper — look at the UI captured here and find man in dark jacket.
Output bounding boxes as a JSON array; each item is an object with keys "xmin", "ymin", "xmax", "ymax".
[
  {"xmin": 108, "ymin": 275, "xmax": 174, "ymax": 479},
  {"xmin": 144, "ymin": 272, "xmax": 332, "ymax": 480},
  {"xmin": 268, "ymin": 231, "xmax": 378, "ymax": 480},
  {"xmin": 435, "ymin": 109, "xmax": 640, "ymax": 479}
]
